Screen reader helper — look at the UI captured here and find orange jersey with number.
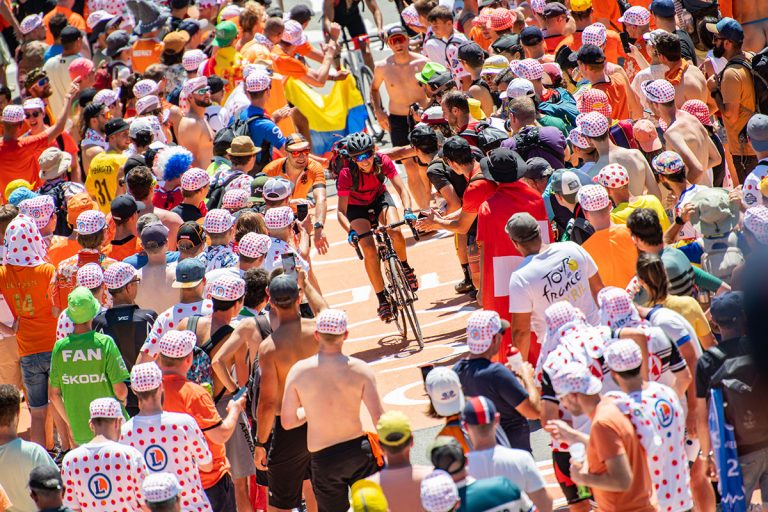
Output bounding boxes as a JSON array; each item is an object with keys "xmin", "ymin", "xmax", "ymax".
[
  {"xmin": 0, "ymin": 264, "xmax": 57, "ymax": 356},
  {"xmin": 86, "ymin": 151, "xmax": 127, "ymax": 213}
]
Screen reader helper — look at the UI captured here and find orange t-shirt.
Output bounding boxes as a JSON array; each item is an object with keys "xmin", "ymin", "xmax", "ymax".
[
  {"xmin": 46, "ymin": 237, "xmax": 80, "ymax": 266},
  {"xmin": 587, "ymin": 400, "xmax": 658, "ymax": 512},
  {"xmin": 469, "ymin": 26, "xmax": 492, "ymax": 51},
  {"xmin": 593, "ymin": 75, "xmax": 631, "ymax": 121},
  {"xmin": 0, "ymin": 132, "xmax": 50, "ymax": 202},
  {"xmin": 557, "ymin": 30, "xmax": 626, "ymax": 65},
  {"xmin": 131, "ymin": 39, "xmax": 164, "ymax": 74},
  {"xmin": 0, "ymin": 264, "xmax": 57, "ymax": 356},
  {"xmin": 271, "ymin": 47, "xmax": 308, "ymax": 79},
  {"xmin": 241, "ymin": 40, "xmax": 271, "ymax": 63},
  {"xmin": 162, "ymin": 374, "xmax": 229, "ymax": 490},
  {"xmin": 581, "ymin": 225, "xmax": 638, "ymax": 289},
  {"xmin": 50, "ymin": 251, "xmax": 116, "ymax": 311},
  {"xmin": 43, "ymin": 6, "xmax": 86, "ymax": 45},
  {"xmin": 103, "ymin": 235, "xmax": 142, "ymax": 261},
  {"xmin": 263, "ymin": 158, "xmax": 326, "ymax": 202}
]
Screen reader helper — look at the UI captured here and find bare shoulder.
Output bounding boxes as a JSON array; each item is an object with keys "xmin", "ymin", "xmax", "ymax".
[
  {"xmin": 258, "ymin": 334, "xmax": 277, "ymax": 357},
  {"xmin": 349, "ymin": 356, "xmax": 374, "ymax": 375},
  {"xmin": 409, "ymin": 52, "xmax": 429, "ymax": 63}
]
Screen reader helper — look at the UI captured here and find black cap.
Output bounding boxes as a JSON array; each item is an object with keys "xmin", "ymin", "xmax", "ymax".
[
  {"xmin": 429, "ymin": 436, "xmax": 466, "ymax": 475},
  {"xmin": 266, "ymin": 6, "xmax": 284, "ymax": 18},
  {"xmin": 60, "ymin": 26, "xmax": 82, "ymax": 44},
  {"xmin": 426, "ymin": 71, "xmax": 453, "ymax": 90},
  {"xmin": 457, "ymin": 42, "xmax": 487, "ymax": 66},
  {"xmin": 176, "ymin": 221, "xmax": 205, "ymax": 246},
  {"xmin": 178, "ymin": 19, "xmax": 201, "ymax": 37},
  {"xmin": 477, "ymin": 126, "xmax": 509, "ymax": 153},
  {"xmin": 442, "ymin": 136, "xmax": 471, "ymax": 161},
  {"xmin": 123, "ymin": 154, "xmax": 146, "ymax": 175},
  {"xmin": 710, "ymin": 291, "xmax": 745, "ymax": 325},
  {"xmin": 111, "ymin": 194, "xmax": 145, "ymax": 221},
  {"xmin": 386, "ymin": 25, "xmax": 408, "ymax": 39},
  {"xmin": 214, "ymin": 128, "xmax": 235, "ymax": 154},
  {"xmin": 207, "ymin": 76, "xmax": 227, "ymax": 94},
  {"xmin": 520, "ymin": 26, "xmax": 544, "ymax": 46},
  {"xmin": 524, "ymin": 157, "xmax": 554, "ymax": 180},
  {"xmin": 570, "ymin": 43, "xmax": 606, "ymax": 64},
  {"xmin": 480, "ymin": 148, "xmax": 528, "ymax": 183},
  {"xmin": 269, "ymin": 273, "xmax": 300, "ymax": 305},
  {"xmin": 408, "ymin": 124, "xmax": 438, "ymax": 150},
  {"xmin": 542, "ymin": 2, "xmax": 568, "ymax": 17},
  {"xmin": 491, "ymin": 33, "xmax": 521, "ymax": 53},
  {"xmin": 106, "ymin": 30, "xmax": 132, "ymax": 57},
  {"xmin": 78, "ymin": 87, "xmax": 97, "ymax": 108},
  {"xmin": 29, "ymin": 465, "xmax": 63, "ymax": 491},
  {"xmin": 289, "ymin": 4, "xmax": 313, "ymax": 24},
  {"xmin": 555, "ymin": 44, "xmax": 577, "ymax": 71},
  {"xmin": 105, "ymin": 118, "xmax": 129, "ymax": 138}
]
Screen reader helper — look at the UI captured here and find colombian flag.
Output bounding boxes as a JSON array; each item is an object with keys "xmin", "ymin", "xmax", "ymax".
[{"xmin": 282, "ymin": 75, "xmax": 369, "ymax": 155}]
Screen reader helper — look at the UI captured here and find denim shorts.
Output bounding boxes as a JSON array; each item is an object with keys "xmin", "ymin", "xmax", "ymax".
[{"xmin": 19, "ymin": 351, "xmax": 52, "ymax": 408}]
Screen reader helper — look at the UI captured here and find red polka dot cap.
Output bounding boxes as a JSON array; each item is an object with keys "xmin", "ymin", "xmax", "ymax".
[
  {"xmin": 604, "ymin": 338, "xmax": 643, "ymax": 372},
  {"xmin": 142, "ymin": 473, "xmax": 181, "ymax": 503},
  {"xmin": 182, "ymin": 49, "xmax": 207, "ymax": 72},
  {"xmin": 203, "ymin": 208, "xmax": 234, "ymax": 234},
  {"xmin": 575, "ymin": 111, "xmax": 610, "ymax": 138},
  {"xmin": 76, "ymin": 262, "xmax": 104, "ymax": 289},
  {"xmin": 89, "ymin": 397, "xmax": 123, "ymax": 419},
  {"xmin": 93, "ymin": 88, "xmax": 119, "ymax": 107},
  {"xmin": 594, "ymin": 163, "xmax": 629, "ymax": 189},
  {"xmin": 681, "ymin": 99, "xmax": 712, "ymax": 126},
  {"xmin": 744, "ymin": 205, "xmax": 768, "ymax": 245},
  {"xmin": 264, "ymin": 206, "xmax": 295, "ymax": 230},
  {"xmin": 466, "ymin": 310, "xmax": 509, "ymax": 354},
  {"xmin": 207, "ymin": 275, "xmax": 246, "ymax": 301},
  {"xmin": 133, "ymin": 79, "xmax": 159, "ymax": 99},
  {"xmin": 136, "ymin": 95, "xmax": 161, "ymax": 115},
  {"xmin": 3, "ymin": 105, "xmax": 24, "ymax": 123},
  {"xmin": 86, "ymin": 10, "xmax": 114, "ymax": 30},
  {"xmin": 641, "ymin": 79, "xmax": 675, "ymax": 104},
  {"xmin": 582, "ymin": 22, "xmax": 607, "ymax": 47},
  {"xmin": 75, "ymin": 210, "xmax": 107, "ymax": 235},
  {"xmin": 530, "ymin": 0, "xmax": 546, "ymax": 14},
  {"xmin": 488, "ymin": 9, "xmax": 515, "ymax": 31},
  {"xmin": 597, "ymin": 286, "xmax": 641, "ymax": 328},
  {"xmin": 577, "ymin": 184, "xmax": 611, "ymax": 212},
  {"xmin": 130, "ymin": 362, "xmax": 163, "ymax": 392},
  {"xmin": 20, "ymin": 13, "xmax": 43, "ymax": 34},
  {"xmin": 568, "ymin": 128, "xmax": 591, "ymax": 150},
  {"xmin": 510, "ymin": 59, "xmax": 544, "ymax": 81},
  {"xmin": 577, "ymin": 88, "xmax": 612, "ymax": 118},
  {"xmin": 222, "ymin": 189, "xmax": 249, "ymax": 210},
  {"xmin": 159, "ymin": 330, "xmax": 197, "ymax": 358},
  {"xmin": 228, "ymin": 173, "xmax": 255, "ymax": 191},
  {"xmin": 238, "ymin": 233, "xmax": 271, "ymax": 259},
  {"xmin": 402, "ymin": 5, "xmax": 424, "ymax": 28},
  {"xmin": 316, "ymin": 309, "xmax": 348, "ymax": 335},
  {"xmin": 551, "ymin": 361, "xmax": 602, "ymax": 396},
  {"xmin": 617, "ymin": 5, "xmax": 651, "ymax": 26},
  {"xmin": 2, "ymin": 215, "xmax": 46, "ymax": 267},
  {"xmin": 283, "ymin": 20, "xmax": 306, "ymax": 46},
  {"xmin": 246, "ymin": 69, "xmax": 272, "ymax": 93},
  {"xmin": 18, "ymin": 195, "xmax": 55, "ymax": 230},
  {"xmin": 651, "ymin": 150, "xmax": 685, "ymax": 175},
  {"xmin": 104, "ymin": 261, "xmax": 137, "ymax": 290},
  {"xmin": 421, "ymin": 470, "xmax": 460, "ymax": 512},
  {"xmin": 180, "ymin": 167, "xmax": 211, "ymax": 191},
  {"xmin": 22, "ymin": 98, "xmax": 46, "ymax": 111}
]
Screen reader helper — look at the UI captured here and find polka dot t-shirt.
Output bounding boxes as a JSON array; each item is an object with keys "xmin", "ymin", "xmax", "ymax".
[
  {"xmin": 141, "ymin": 300, "xmax": 213, "ymax": 355},
  {"xmin": 120, "ymin": 411, "xmax": 213, "ymax": 512}
]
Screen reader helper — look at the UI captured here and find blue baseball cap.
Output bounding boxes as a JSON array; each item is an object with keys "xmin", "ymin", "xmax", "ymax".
[
  {"xmin": 650, "ymin": 0, "xmax": 675, "ymax": 18},
  {"xmin": 461, "ymin": 396, "xmax": 497, "ymax": 425},
  {"xmin": 172, "ymin": 258, "xmax": 206, "ymax": 288},
  {"xmin": 710, "ymin": 291, "xmax": 745, "ymax": 325},
  {"xmin": 706, "ymin": 17, "xmax": 744, "ymax": 43}
]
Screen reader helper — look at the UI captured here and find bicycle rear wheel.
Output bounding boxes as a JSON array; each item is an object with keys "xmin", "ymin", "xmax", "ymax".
[
  {"xmin": 389, "ymin": 258, "xmax": 424, "ymax": 349},
  {"xmin": 385, "ymin": 258, "xmax": 407, "ymax": 338}
]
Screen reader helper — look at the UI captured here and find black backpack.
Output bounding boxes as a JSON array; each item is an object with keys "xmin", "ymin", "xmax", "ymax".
[
  {"xmin": 207, "ymin": 170, "xmax": 245, "ymax": 210},
  {"xmin": 563, "ymin": 215, "xmax": 594, "ymax": 245},
  {"xmin": 720, "ymin": 50, "xmax": 768, "ymax": 117},
  {"xmin": 186, "ymin": 315, "xmax": 235, "ymax": 395},
  {"xmin": 246, "ymin": 314, "xmax": 272, "ymax": 423},
  {"xmin": 710, "ymin": 346, "xmax": 768, "ymax": 452},
  {"xmin": 39, "ymin": 181, "xmax": 71, "ymax": 236},
  {"xmin": 214, "ymin": 112, "xmax": 274, "ymax": 172}
]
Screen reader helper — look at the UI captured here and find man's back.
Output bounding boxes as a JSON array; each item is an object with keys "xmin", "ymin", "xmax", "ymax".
[
  {"xmin": 467, "ymin": 445, "xmax": 545, "ymax": 496},
  {"xmin": 371, "ymin": 464, "xmax": 432, "ymax": 511},
  {"xmin": 93, "ymin": 305, "xmax": 157, "ymax": 373},
  {"xmin": 459, "ymin": 476, "xmax": 532, "ymax": 512},
  {"xmin": 261, "ymin": 318, "xmax": 317, "ymax": 410},
  {"xmin": 0, "ymin": 438, "xmax": 56, "ymax": 512}
]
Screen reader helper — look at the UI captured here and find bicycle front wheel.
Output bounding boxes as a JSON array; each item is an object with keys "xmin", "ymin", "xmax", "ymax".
[
  {"xmin": 385, "ymin": 257, "xmax": 407, "ymax": 338},
  {"xmin": 390, "ymin": 258, "xmax": 424, "ymax": 349}
]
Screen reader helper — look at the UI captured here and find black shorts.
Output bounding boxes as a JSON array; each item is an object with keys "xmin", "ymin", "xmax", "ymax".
[
  {"xmin": 553, "ymin": 451, "xmax": 591, "ymax": 504},
  {"xmin": 334, "ymin": 3, "xmax": 366, "ymax": 38},
  {"xmin": 267, "ymin": 417, "xmax": 312, "ymax": 509},
  {"xmin": 204, "ymin": 473, "xmax": 236, "ymax": 512},
  {"xmin": 346, "ymin": 192, "xmax": 395, "ymax": 223},
  {"xmin": 389, "ymin": 113, "xmax": 414, "ymax": 148},
  {"xmin": 310, "ymin": 435, "xmax": 381, "ymax": 512}
]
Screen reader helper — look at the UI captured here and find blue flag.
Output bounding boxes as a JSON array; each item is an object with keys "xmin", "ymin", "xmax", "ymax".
[{"xmin": 709, "ymin": 388, "xmax": 747, "ymax": 512}]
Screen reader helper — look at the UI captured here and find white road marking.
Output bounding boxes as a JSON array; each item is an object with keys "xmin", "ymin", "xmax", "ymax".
[
  {"xmin": 419, "ymin": 272, "xmax": 439, "ymax": 290},
  {"xmin": 346, "ymin": 304, "xmax": 477, "ymax": 343},
  {"xmin": 324, "ymin": 284, "xmax": 371, "ymax": 298},
  {"xmin": 378, "ymin": 345, "xmax": 468, "ymax": 374},
  {"xmin": 382, "ymin": 380, "xmax": 430, "ymax": 406},
  {"xmin": 313, "ymin": 231, "xmax": 454, "ymax": 266},
  {"xmin": 330, "ymin": 286, "xmax": 373, "ymax": 308},
  {"xmin": 367, "ymin": 341, "xmax": 467, "ymax": 366}
]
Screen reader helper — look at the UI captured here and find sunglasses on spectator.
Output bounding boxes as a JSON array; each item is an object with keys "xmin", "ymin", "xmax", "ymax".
[
  {"xmin": 289, "ymin": 149, "xmax": 309, "ymax": 157},
  {"xmin": 388, "ymin": 35, "xmax": 407, "ymax": 45},
  {"xmin": 25, "ymin": 110, "xmax": 42, "ymax": 119},
  {"xmin": 193, "ymin": 86, "xmax": 211, "ymax": 95},
  {"xmin": 36, "ymin": 77, "xmax": 49, "ymax": 88},
  {"xmin": 354, "ymin": 151, "xmax": 374, "ymax": 162}
]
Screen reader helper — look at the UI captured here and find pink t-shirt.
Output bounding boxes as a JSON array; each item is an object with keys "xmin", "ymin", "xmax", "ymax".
[{"xmin": 337, "ymin": 154, "xmax": 398, "ymax": 206}]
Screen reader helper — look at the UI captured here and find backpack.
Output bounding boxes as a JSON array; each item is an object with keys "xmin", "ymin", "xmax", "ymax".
[
  {"xmin": 709, "ymin": 346, "xmax": 768, "ymax": 451},
  {"xmin": 214, "ymin": 112, "xmax": 273, "ymax": 172},
  {"xmin": 719, "ymin": 49, "xmax": 768, "ymax": 118},
  {"xmin": 327, "ymin": 136, "xmax": 351, "ymax": 181},
  {"xmin": 511, "ymin": 126, "xmax": 562, "ymax": 162},
  {"xmin": 246, "ymin": 313, "xmax": 272, "ymax": 423},
  {"xmin": 185, "ymin": 315, "xmax": 235, "ymax": 392},
  {"xmin": 207, "ymin": 170, "xmax": 245, "ymax": 210},
  {"xmin": 698, "ymin": 232, "xmax": 744, "ymax": 284},
  {"xmin": 424, "ymin": 33, "xmax": 466, "ymax": 68},
  {"xmin": 39, "ymin": 181, "xmax": 72, "ymax": 236},
  {"xmin": 563, "ymin": 214, "xmax": 594, "ymax": 245}
]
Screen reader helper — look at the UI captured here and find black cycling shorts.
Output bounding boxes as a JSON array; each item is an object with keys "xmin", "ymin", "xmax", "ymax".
[
  {"xmin": 310, "ymin": 435, "xmax": 380, "ymax": 512},
  {"xmin": 267, "ymin": 417, "xmax": 311, "ymax": 509},
  {"xmin": 346, "ymin": 192, "xmax": 394, "ymax": 223},
  {"xmin": 389, "ymin": 113, "xmax": 414, "ymax": 148},
  {"xmin": 334, "ymin": 3, "xmax": 367, "ymax": 38}
]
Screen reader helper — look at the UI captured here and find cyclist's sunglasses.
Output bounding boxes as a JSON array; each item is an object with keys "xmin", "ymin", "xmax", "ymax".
[
  {"xmin": 354, "ymin": 151, "xmax": 374, "ymax": 162},
  {"xmin": 387, "ymin": 34, "xmax": 407, "ymax": 45},
  {"xmin": 25, "ymin": 110, "xmax": 42, "ymax": 119}
]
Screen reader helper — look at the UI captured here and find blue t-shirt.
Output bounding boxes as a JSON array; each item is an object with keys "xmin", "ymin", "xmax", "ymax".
[
  {"xmin": 44, "ymin": 44, "xmax": 63, "ymax": 61},
  {"xmin": 240, "ymin": 106, "xmax": 286, "ymax": 160},
  {"xmin": 123, "ymin": 251, "xmax": 180, "ymax": 270},
  {"xmin": 453, "ymin": 358, "xmax": 531, "ymax": 452}
]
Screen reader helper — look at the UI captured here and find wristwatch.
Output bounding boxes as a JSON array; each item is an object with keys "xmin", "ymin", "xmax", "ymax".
[
  {"xmin": 675, "ymin": 215, "xmax": 684, "ymax": 226},
  {"xmin": 254, "ymin": 440, "xmax": 267, "ymax": 448},
  {"xmin": 313, "ymin": 222, "xmax": 324, "ymax": 230}
]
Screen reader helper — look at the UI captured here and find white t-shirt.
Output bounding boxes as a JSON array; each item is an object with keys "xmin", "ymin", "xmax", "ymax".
[
  {"xmin": 263, "ymin": 237, "xmax": 309, "ymax": 274},
  {"xmin": 674, "ymin": 183, "xmax": 706, "ymax": 241},
  {"xmin": 62, "ymin": 440, "xmax": 148, "ymax": 512},
  {"xmin": 120, "ymin": 412, "xmax": 213, "ymax": 512},
  {"xmin": 467, "ymin": 446, "xmax": 546, "ymax": 495},
  {"xmin": 508, "ymin": 242, "xmax": 599, "ymax": 341},
  {"xmin": 142, "ymin": 300, "xmax": 213, "ymax": 355},
  {"xmin": 646, "ymin": 305, "xmax": 702, "ymax": 358},
  {"xmin": 629, "ymin": 381, "xmax": 693, "ymax": 512},
  {"xmin": 742, "ymin": 159, "xmax": 768, "ymax": 208},
  {"xmin": 42, "ymin": 53, "xmax": 79, "ymax": 118}
]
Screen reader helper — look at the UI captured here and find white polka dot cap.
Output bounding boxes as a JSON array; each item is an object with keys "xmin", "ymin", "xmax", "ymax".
[
  {"xmin": 180, "ymin": 167, "xmax": 211, "ymax": 191},
  {"xmin": 582, "ymin": 22, "xmax": 607, "ymax": 46},
  {"xmin": 316, "ymin": 309, "xmax": 348, "ymax": 335},
  {"xmin": 93, "ymin": 88, "xmax": 120, "ymax": 107},
  {"xmin": 420, "ymin": 470, "xmax": 459, "ymax": 512},
  {"xmin": 222, "ymin": 189, "xmax": 249, "ymax": 210},
  {"xmin": 243, "ymin": 63, "xmax": 268, "ymax": 79},
  {"xmin": 575, "ymin": 111, "xmax": 609, "ymax": 138},
  {"xmin": 20, "ymin": 13, "xmax": 44, "ymax": 34},
  {"xmin": 577, "ymin": 88, "xmax": 612, "ymax": 118},
  {"xmin": 568, "ymin": 128, "xmax": 591, "ymax": 149},
  {"xmin": 136, "ymin": 95, "xmax": 161, "ymax": 115},
  {"xmin": 597, "ymin": 286, "xmax": 639, "ymax": 327},
  {"xmin": 142, "ymin": 473, "xmax": 181, "ymax": 503},
  {"xmin": 203, "ymin": 208, "xmax": 235, "ymax": 234},
  {"xmin": 133, "ymin": 79, "xmax": 159, "ymax": 99},
  {"xmin": 130, "ymin": 362, "xmax": 163, "ymax": 392},
  {"xmin": 86, "ymin": 10, "xmax": 114, "ymax": 30},
  {"xmin": 22, "ymin": 98, "xmax": 46, "ymax": 111},
  {"xmin": 104, "ymin": 261, "xmax": 137, "ymax": 290},
  {"xmin": 651, "ymin": 150, "xmax": 685, "ymax": 175},
  {"xmin": 744, "ymin": 205, "xmax": 768, "ymax": 245},
  {"xmin": 544, "ymin": 301, "xmax": 583, "ymax": 333},
  {"xmin": 466, "ymin": 310, "xmax": 508, "ymax": 354},
  {"xmin": 75, "ymin": 210, "xmax": 107, "ymax": 235},
  {"xmin": 577, "ymin": 184, "xmax": 611, "ymax": 211},
  {"xmin": 617, "ymin": 5, "xmax": 651, "ymax": 25},
  {"xmin": 246, "ymin": 69, "xmax": 272, "ymax": 93},
  {"xmin": 76, "ymin": 262, "xmax": 104, "ymax": 289},
  {"xmin": 510, "ymin": 58, "xmax": 544, "ymax": 81},
  {"xmin": 530, "ymin": 0, "xmax": 546, "ymax": 14},
  {"xmin": 594, "ymin": 163, "xmax": 629, "ymax": 188},
  {"xmin": 604, "ymin": 338, "xmax": 643, "ymax": 372},
  {"xmin": 551, "ymin": 361, "xmax": 602, "ymax": 396},
  {"xmin": 18, "ymin": 195, "xmax": 55, "ymax": 230},
  {"xmin": 401, "ymin": 4, "xmax": 424, "ymax": 27},
  {"xmin": 641, "ymin": 78, "xmax": 675, "ymax": 104},
  {"xmin": 219, "ymin": 4, "xmax": 242, "ymax": 20},
  {"xmin": 228, "ymin": 174, "xmax": 254, "ymax": 191},
  {"xmin": 182, "ymin": 49, "xmax": 208, "ymax": 72},
  {"xmin": 207, "ymin": 275, "xmax": 246, "ymax": 301},
  {"xmin": 159, "ymin": 330, "xmax": 197, "ymax": 358},
  {"xmin": 3, "ymin": 105, "xmax": 25, "ymax": 123},
  {"xmin": 89, "ymin": 397, "xmax": 123, "ymax": 419},
  {"xmin": 264, "ymin": 206, "xmax": 295, "ymax": 230},
  {"xmin": 282, "ymin": 19, "xmax": 306, "ymax": 46},
  {"xmin": 238, "ymin": 232, "xmax": 271, "ymax": 258}
]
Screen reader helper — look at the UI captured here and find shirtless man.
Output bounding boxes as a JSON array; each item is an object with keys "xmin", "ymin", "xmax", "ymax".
[
  {"xmin": 577, "ymin": 111, "xmax": 662, "ymax": 198},
  {"xmin": 177, "ymin": 76, "xmax": 214, "ymax": 169},
  {"xmin": 642, "ymin": 79, "xmax": 721, "ymax": 186},
  {"xmin": 649, "ymin": 31, "xmax": 710, "ymax": 109},
  {"xmin": 255, "ymin": 270, "xmax": 327, "ymax": 512},
  {"xmin": 371, "ymin": 26, "xmax": 430, "ymax": 210},
  {"xmin": 125, "ymin": 166, "xmax": 183, "ymax": 250},
  {"xmin": 281, "ymin": 309, "xmax": 383, "ymax": 512}
]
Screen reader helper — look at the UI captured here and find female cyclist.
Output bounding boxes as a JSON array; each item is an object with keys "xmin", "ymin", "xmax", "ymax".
[{"xmin": 337, "ymin": 132, "xmax": 419, "ymax": 322}]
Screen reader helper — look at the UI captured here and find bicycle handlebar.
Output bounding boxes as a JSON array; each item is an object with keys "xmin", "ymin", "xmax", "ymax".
[{"xmin": 350, "ymin": 218, "xmax": 420, "ymax": 260}]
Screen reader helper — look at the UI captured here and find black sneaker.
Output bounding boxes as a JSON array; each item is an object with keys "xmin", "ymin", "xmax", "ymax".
[
  {"xmin": 469, "ymin": 288, "xmax": 478, "ymax": 301},
  {"xmin": 402, "ymin": 266, "xmax": 419, "ymax": 292},
  {"xmin": 454, "ymin": 277, "xmax": 475, "ymax": 294},
  {"xmin": 377, "ymin": 302, "xmax": 394, "ymax": 322}
]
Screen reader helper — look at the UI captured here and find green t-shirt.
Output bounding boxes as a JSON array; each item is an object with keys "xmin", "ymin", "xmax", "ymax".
[
  {"xmin": 539, "ymin": 114, "xmax": 569, "ymax": 137},
  {"xmin": 49, "ymin": 331, "xmax": 130, "ymax": 445}
]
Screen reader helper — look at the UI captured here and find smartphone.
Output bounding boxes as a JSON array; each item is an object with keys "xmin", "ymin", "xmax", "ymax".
[
  {"xmin": 281, "ymin": 253, "xmax": 297, "ymax": 280},
  {"xmin": 233, "ymin": 385, "xmax": 248, "ymax": 401},
  {"xmin": 420, "ymin": 364, "xmax": 435, "ymax": 384},
  {"xmin": 620, "ymin": 32, "xmax": 633, "ymax": 54},
  {"xmin": 297, "ymin": 203, "xmax": 309, "ymax": 221}
]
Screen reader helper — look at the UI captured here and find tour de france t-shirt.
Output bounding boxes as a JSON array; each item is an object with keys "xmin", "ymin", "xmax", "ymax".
[
  {"xmin": 508, "ymin": 241, "xmax": 599, "ymax": 342},
  {"xmin": 49, "ymin": 331, "xmax": 130, "ymax": 445}
]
